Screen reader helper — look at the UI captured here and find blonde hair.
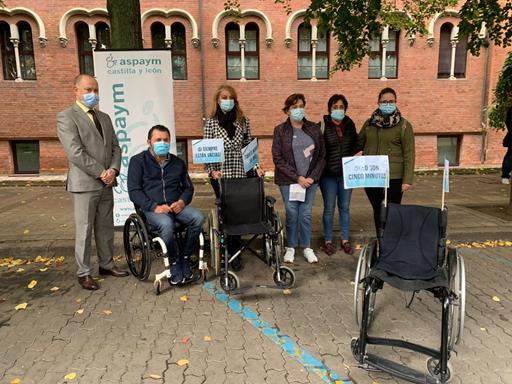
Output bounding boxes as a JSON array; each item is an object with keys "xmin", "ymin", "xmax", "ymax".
[{"xmin": 209, "ymin": 84, "xmax": 245, "ymax": 123}]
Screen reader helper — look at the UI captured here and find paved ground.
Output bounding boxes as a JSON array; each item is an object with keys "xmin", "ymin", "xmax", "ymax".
[{"xmin": 0, "ymin": 174, "xmax": 511, "ymax": 383}]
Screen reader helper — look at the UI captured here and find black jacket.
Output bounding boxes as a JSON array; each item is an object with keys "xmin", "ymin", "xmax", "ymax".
[
  {"xmin": 503, "ymin": 107, "xmax": 512, "ymax": 148},
  {"xmin": 321, "ymin": 115, "xmax": 358, "ymax": 177},
  {"xmin": 127, "ymin": 150, "xmax": 194, "ymax": 212}
]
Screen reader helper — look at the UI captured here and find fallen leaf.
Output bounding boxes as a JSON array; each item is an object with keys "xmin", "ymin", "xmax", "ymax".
[
  {"xmin": 39, "ymin": 267, "xmax": 48, "ymax": 272},
  {"xmin": 50, "ymin": 286, "xmax": 59, "ymax": 292},
  {"xmin": 480, "ymin": 327, "xmax": 487, "ymax": 331},
  {"xmin": 149, "ymin": 374, "xmax": 162, "ymax": 379},
  {"xmin": 282, "ymin": 289, "xmax": 291, "ymax": 295},
  {"xmin": 34, "ymin": 256, "xmax": 47, "ymax": 263},
  {"xmin": 103, "ymin": 309, "xmax": 112, "ymax": 315},
  {"xmin": 16, "ymin": 268, "xmax": 25, "ymax": 273},
  {"xmin": 176, "ymin": 358, "xmax": 189, "ymax": 366},
  {"xmin": 180, "ymin": 295, "xmax": 188, "ymax": 302},
  {"xmin": 492, "ymin": 296, "xmax": 501, "ymax": 302},
  {"xmin": 181, "ymin": 336, "xmax": 190, "ymax": 344},
  {"xmin": 76, "ymin": 298, "xmax": 82, "ymax": 303},
  {"xmin": 76, "ymin": 308, "xmax": 84, "ymax": 314},
  {"xmin": 15, "ymin": 303, "xmax": 28, "ymax": 310},
  {"xmin": 63, "ymin": 372, "xmax": 77, "ymax": 380},
  {"xmin": 56, "ymin": 261, "xmax": 63, "ymax": 267},
  {"xmin": 23, "ymin": 229, "xmax": 30, "ymax": 235},
  {"xmin": 59, "ymin": 224, "xmax": 68, "ymax": 228},
  {"xmin": 203, "ymin": 335, "xmax": 212, "ymax": 342},
  {"xmin": 10, "ymin": 378, "xmax": 21, "ymax": 384},
  {"xmin": 27, "ymin": 280, "xmax": 38, "ymax": 289}
]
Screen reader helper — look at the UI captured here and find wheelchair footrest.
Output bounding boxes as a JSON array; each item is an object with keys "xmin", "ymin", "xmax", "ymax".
[{"xmin": 364, "ymin": 354, "xmax": 438, "ymax": 384}]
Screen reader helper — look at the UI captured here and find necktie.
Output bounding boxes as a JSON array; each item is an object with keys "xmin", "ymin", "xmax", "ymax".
[{"xmin": 88, "ymin": 109, "xmax": 104, "ymax": 139}]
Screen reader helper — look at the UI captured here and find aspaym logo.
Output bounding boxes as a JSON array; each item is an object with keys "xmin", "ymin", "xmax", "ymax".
[{"xmin": 105, "ymin": 53, "xmax": 163, "ymax": 75}]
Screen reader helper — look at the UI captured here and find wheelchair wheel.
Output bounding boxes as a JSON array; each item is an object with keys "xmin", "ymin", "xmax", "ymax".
[
  {"xmin": 208, "ymin": 209, "xmax": 221, "ymax": 276},
  {"xmin": 123, "ymin": 214, "xmax": 151, "ymax": 280},
  {"xmin": 273, "ymin": 266, "xmax": 295, "ymax": 288},
  {"xmin": 448, "ymin": 248, "xmax": 466, "ymax": 349},
  {"xmin": 273, "ymin": 213, "xmax": 285, "ymax": 260},
  {"xmin": 426, "ymin": 357, "xmax": 452, "ymax": 383},
  {"xmin": 353, "ymin": 240, "xmax": 377, "ymax": 327},
  {"xmin": 220, "ymin": 271, "xmax": 239, "ymax": 293},
  {"xmin": 263, "ymin": 234, "xmax": 272, "ymax": 263}
]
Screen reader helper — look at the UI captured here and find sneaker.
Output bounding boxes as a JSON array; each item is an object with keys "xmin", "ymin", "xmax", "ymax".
[
  {"xmin": 170, "ymin": 261, "xmax": 183, "ymax": 285},
  {"xmin": 322, "ymin": 241, "xmax": 336, "ymax": 255},
  {"xmin": 502, "ymin": 178, "xmax": 510, "ymax": 185},
  {"xmin": 303, "ymin": 248, "xmax": 318, "ymax": 263},
  {"xmin": 283, "ymin": 247, "xmax": 295, "ymax": 263},
  {"xmin": 340, "ymin": 241, "xmax": 354, "ymax": 255},
  {"xmin": 181, "ymin": 256, "xmax": 194, "ymax": 282}
]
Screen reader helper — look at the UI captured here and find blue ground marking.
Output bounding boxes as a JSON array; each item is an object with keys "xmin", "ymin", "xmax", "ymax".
[{"xmin": 203, "ymin": 281, "xmax": 351, "ymax": 384}]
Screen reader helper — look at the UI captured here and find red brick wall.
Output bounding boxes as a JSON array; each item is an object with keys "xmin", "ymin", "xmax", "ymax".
[{"xmin": 0, "ymin": 0, "xmax": 509, "ymax": 175}]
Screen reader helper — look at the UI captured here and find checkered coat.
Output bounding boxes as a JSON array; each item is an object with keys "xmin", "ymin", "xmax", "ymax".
[{"xmin": 203, "ymin": 117, "xmax": 252, "ymax": 178}]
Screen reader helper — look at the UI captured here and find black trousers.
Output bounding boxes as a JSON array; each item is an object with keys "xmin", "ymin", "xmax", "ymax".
[
  {"xmin": 365, "ymin": 179, "xmax": 403, "ymax": 235},
  {"xmin": 502, "ymin": 147, "xmax": 512, "ymax": 178}
]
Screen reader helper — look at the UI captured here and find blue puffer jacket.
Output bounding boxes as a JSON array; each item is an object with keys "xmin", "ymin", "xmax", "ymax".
[{"xmin": 127, "ymin": 150, "xmax": 194, "ymax": 212}]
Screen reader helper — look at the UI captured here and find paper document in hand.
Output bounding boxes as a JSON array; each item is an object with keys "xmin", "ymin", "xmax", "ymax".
[{"xmin": 289, "ymin": 184, "xmax": 306, "ymax": 202}]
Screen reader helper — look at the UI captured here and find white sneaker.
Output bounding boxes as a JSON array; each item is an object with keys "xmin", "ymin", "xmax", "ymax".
[
  {"xmin": 502, "ymin": 178, "xmax": 510, "ymax": 185},
  {"xmin": 303, "ymin": 248, "xmax": 318, "ymax": 263},
  {"xmin": 284, "ymin": 247, "xmax": 295, "ymax": 263}
]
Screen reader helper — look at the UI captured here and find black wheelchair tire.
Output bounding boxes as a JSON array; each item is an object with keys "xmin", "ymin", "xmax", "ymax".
[
  {"xmin": 220, "ymin": 271, "xmax": 239, "ymax": 293},
  {"xmin": 123, "ymin": 214, "xmax": 151, "ymax": 280},
  {"xmin": 273, "ymin": 266, "xmax": 295, "ymax": 288}
]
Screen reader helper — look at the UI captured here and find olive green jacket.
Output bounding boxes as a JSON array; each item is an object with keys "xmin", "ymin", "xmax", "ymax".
[{"xmin": 357, "ymin": 118, "xmax": 415, "ymax": 185}]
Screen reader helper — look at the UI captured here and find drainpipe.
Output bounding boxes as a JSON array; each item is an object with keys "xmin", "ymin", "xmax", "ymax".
[
  {"xmin": 480, "ymin": 43, "xmax": 492, "ymax": 164},
  {"xmin": 198, "ymin": 0, "xmax": 206, "ymax": 120}
]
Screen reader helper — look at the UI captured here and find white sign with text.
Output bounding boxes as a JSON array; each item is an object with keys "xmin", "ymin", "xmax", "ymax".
[{"xmin": 343, "ymin": 155, "xmax": 390, "ymax": 189}]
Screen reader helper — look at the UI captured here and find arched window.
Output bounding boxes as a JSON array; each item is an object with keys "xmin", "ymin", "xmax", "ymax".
[
  {"xmin": 297, "ymin": 23, "xmax": 312, "ymax": 79},
  {"xmin": 151, "ymin": 22, "xmax": 166, "ymax": 49},
  {"xmin": 244, "ymin": 22, "xmax": 259, "ymax": 80},
  {"xmin": 75, "ymin": 22, "xmax": 93, "ymax": 75},
  {"xmin": 368, "ymin": 29, "xmax": 399, "ymax": 79},
  {"xmin": 17, "ymin": 21, "xmax": 36, "ymax": 80},
  {"xmin": 95, "ymin": 22, "xmax": 110, "ymax": 50},
  {"xmin": 438, "ymin": 22, "xmax": 467, "ymax": 79},
  {"xmin": 226, "ymin": 22, "xmax": 241, "ymax": 80},
  {"xmin": 0, "ymin": 21, "xmax": 16, "ymax": 80},
  {"xmin": 171, "ymin": 22, "xmax": 187, "ymax": 80}
]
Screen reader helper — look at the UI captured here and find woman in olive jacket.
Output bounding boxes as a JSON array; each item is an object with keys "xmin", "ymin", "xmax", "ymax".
[
  {"xmin": 272, "ymin": 93, "xmax": 325, "ymax": 264},
  {"xmin": 357, "ymin": 87, "xmax": 415, "ymax": 233},
  {"xmin": 320, "ymin": 94, "xmax": 358, "ymax": 256}
]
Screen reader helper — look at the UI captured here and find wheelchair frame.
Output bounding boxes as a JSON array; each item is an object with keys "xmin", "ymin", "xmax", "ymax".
[
  {"xmin": 123, "ymin": 209, "xmax": 208, "ymax": 295},
  {"xmin": 352, "ymin": 205, "xmax": 466, "ymax": 384}
]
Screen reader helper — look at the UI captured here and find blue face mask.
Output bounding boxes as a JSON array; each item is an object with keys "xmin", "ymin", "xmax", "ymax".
[
  {"xmin": 83, "ymin": 92, "xmax": 99, "ymax": 108},
  {"xmin": 153, "ymin": 142, "xmax": 170, "ymax": 156},
  {"xmin": 379, "ymin": 103, "xmax": 397, "ymax": 115},
  {"xmin": 290, "ymin": 107, "xmax": 305, "ymax": 122},
  {"xmin": 330, "ymin": 109, "xmax": 345, "ymax": 121},
  {"xmin": 219, "ymin": 99, "xmax": 235, "ymax": 113}
]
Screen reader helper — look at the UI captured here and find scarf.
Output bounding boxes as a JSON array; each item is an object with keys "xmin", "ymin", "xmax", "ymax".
[
  {"xmin": 369, "ymin": 108, "xmax": 402, "ymax": 129},
  {"xmin": 216, "ymin": 106, "xmax": 237, "ymax": 139}
]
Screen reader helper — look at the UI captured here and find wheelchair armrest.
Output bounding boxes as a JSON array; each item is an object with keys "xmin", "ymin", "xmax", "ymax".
[{"xmin": 265, "ymin": 196, "xmax": 276, "ymax": 206}]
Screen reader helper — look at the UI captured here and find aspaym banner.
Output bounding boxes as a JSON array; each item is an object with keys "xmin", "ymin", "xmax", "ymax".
[{"xmin": 93, "ymin": 50, "xmax": 174, "ymax": 226}]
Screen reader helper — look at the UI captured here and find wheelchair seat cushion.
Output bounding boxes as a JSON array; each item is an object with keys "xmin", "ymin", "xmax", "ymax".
[
  {"xmin": 376, "ymin": 203, "xmax": 443, "ymax": 280},
  {"xmin": 369, "ymin": 268, "xmax": 448, "ymax": 291}
]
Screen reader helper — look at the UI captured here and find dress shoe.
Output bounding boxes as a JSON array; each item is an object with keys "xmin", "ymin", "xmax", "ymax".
[
  {"xmin": 99, "ymin": 266, "xmax": 129, "ymax": 277},
  {"xmin": 78, "ymin": 275, "xmax": 99, "ymax": 290}
]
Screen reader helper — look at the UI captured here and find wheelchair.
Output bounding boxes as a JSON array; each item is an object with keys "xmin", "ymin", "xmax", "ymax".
[
  {"xmin": 207, "ymin": 177, "xmax": 294, "ymax": 293},
  {"xmin": 352, "ymin": 202, "xmax": 466, "ymax": 384},
  {"xmin": 123, "ymin": 206, "xmax": 208, "ymax": 295}
]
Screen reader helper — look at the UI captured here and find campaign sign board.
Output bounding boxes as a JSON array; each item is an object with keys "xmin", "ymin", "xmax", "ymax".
[
  {"xmin": 192, "ymin": 139, "xmax": 225, "ymax": 164},
  {"xmin": 343, "ymin": 155, "xmax": 390, "ymax": 189}
]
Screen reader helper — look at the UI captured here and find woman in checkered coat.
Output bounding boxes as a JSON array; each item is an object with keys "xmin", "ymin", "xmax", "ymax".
[{"xmin": 203, "ymin": 84, "xmax": 264, "ymax": 270}]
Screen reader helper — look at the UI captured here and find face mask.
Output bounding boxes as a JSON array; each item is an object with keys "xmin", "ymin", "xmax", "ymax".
[
  {"xmin": 153, "ymin": 142, "xmax": 170, "ymax": 156},
  {"xmin": 219, "ymin": 99, "xmax": 235, "ymax": 113},
  {"xmin": 379, "ymin": 103, "xmax": 396, "ymax": 115},
  {"xmin": 83, "ymin": 92, "xmax": 99, "ymax": 108},
  {"xmin": 330, "ymin": 109, "xmax": 345, "ymax": 121},
  {"xmin": 290, "ymin": 107, "xmax": 305, "ymax": 122}
]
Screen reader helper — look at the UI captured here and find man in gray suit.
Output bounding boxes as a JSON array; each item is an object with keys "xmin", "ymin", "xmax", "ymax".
[{"xmin": 57, "ymin": 74, "xmax": 128, "ymax": 290}]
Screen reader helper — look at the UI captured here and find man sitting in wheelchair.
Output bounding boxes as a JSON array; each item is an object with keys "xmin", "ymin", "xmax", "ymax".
[{"xmin": 127, "ymin": 124, "xmax": 204, "ymax": 285}]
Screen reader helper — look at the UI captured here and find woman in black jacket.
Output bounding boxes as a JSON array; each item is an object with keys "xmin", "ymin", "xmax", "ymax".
[
  {"xmin": 501, "ymin": 106, "xmax": 512, "ymax": 184},
  {"xmin": 319, "ymin": 94, "xmax": 358, "ymax": 255}
]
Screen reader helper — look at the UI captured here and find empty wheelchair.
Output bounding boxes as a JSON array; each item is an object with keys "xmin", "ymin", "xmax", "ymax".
[
  {"xmin": 208, "ymin": 177, "xmax": 294, "ymax": 293},
  {"xmin": 352, "ymin": 203, "xmax": 465, "ymax": 384},
  {"xmin": 123, "ymin": 206, "xmax": 208, "ymax": 295}
]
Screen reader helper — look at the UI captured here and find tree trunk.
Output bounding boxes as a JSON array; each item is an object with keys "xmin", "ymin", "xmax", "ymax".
[{"xmin": 107, "ymin": 0, "xmax": 143, "ymax": 49}]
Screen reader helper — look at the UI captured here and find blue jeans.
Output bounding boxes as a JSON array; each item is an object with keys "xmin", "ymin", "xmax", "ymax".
[
  {"xmin": 320, "ymin": 175, "xmax": 352, "ymax": 241},
  {"xmin": 144, "ymin": 206, "xmax": 204, "ymax": 262},
  {"xmin": 279, "ymin": 184, "xmax": 318, "ymax": 248}
]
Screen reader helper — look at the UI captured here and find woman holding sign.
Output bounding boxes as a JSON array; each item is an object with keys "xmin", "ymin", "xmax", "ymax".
[
  {"xmin": 357, "ymin": 87, "xmax": 415, "ymax": 233},
  {"xmin": 203, "ymin": 84, "xmax": 264, "ymax": 270},
  {"xmin": 319, "ymin": 94, "xmax": 358, "ymax": 256},
  {"xmin": 272, "ymin": 93, "xmax": 325, "ymax": 264}
]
